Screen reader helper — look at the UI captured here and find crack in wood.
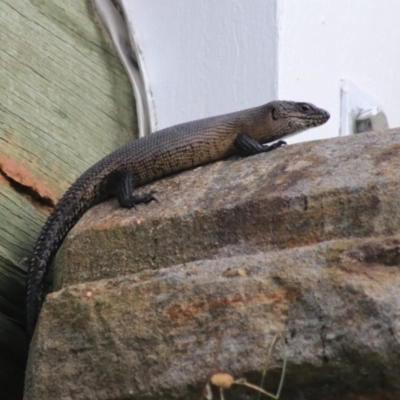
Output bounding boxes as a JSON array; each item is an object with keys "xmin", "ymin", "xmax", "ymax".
[{"xmin": 0, "ymin": 154, "xmax": 56, "ymax": 214}]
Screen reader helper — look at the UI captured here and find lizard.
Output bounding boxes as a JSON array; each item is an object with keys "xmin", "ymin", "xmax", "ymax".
[{"xmin": 26, "ymin": 100, "xmax": 329, "ymax": 339}]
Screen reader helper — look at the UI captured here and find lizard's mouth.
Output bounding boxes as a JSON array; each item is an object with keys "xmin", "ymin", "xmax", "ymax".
[
  {"xmin": 296, "ymin": 109, "xmax": 330, "ymax": 127},
  {"xmin": 306, "ymin": 113, "xmax": 330, "ymax": 127},
  {"xmin": 282, "ymin": 111, "xmax": 330, "ymax": 139}
]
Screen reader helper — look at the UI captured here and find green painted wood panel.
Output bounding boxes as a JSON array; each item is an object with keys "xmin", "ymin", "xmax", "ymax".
[{"xmin": 0, "ymin": 0, "xmax": 137, "ymax": 398}]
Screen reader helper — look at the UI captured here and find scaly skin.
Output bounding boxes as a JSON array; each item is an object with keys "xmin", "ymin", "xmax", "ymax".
[{"xmin": 26, "ymin": 100, "xmax": 329, "ymax": 339}]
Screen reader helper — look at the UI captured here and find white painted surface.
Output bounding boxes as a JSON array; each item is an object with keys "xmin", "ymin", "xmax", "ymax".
[
  {"xmin": 94, "ymin": 0, "xmax": 151, "ymax": 137},
  {"xmin": 119, "ymin": 0, "xmax": 400, "ymax": 143},
  {"xmin": 121, "ymin": 0, "xmax": 278, "ymax": 132},
  {"xmin": 278, "ymin": 0, "xmax": 400, "ymax": 143}
]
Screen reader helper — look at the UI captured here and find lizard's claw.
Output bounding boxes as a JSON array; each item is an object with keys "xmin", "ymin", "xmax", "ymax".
[{"xmin": 137, "ymin": 189, "xmax": 158, "ymax": 204}]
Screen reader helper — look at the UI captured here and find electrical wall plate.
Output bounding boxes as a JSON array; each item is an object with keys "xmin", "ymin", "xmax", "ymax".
[{"xmin": 340, "ymin": 79, "xmax": 388, "ymax": 136}]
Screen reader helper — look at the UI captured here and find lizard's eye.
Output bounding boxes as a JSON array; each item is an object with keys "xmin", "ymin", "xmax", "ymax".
[
  {"xmin": 300, "ymin": 104, "xmax": 311, "ymax": 112},
  {"xmin": 271, "ymin": 107, "xmax": 278, "ymax": 120}
]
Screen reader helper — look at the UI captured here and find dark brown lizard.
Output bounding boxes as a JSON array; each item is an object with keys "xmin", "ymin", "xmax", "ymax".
[{"xmin": 26, "ymin": 100, "xmax": 329, "ymax": 339}]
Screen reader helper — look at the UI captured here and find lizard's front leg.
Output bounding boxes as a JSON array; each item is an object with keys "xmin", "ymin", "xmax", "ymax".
[{"xmin": 234, "ymin": 134, "xmax": 286, "ymax": 156}]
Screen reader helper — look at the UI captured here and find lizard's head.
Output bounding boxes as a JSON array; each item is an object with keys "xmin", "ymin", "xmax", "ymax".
[{"xmin": 266, "ymin": 100, "xmax": 330, "ymax": 140}]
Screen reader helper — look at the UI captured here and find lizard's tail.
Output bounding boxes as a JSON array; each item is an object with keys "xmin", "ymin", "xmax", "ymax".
[
  {"xmin": 26, "ymin": 184, "xmax": 98, "ymax": 339},
  {"xmin": 27, "ymin": 246, "xmax": 50, "ymax": 339},
  {"xmin": 26, "ymin": 211, "xmax": 74, "ymax": 339}
]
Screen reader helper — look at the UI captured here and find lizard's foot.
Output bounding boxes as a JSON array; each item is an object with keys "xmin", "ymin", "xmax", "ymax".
[
  {"xmin": 263, "ymin": 140, "xmax": 287, "ymax": 152},
  {"xmin": 234, "ymin": 134, "xmax": 287, "ymax": 155},
  {"xmin": 134, "ymin": 189, "xmax": 158, "ymax": 205},
  {"xmin": 119, "ymin": 189, "xmax": 158, "ymax": 208},
  {"xmin": 113, "ymin": 171, "xmax": 158, "ymax": 208}
]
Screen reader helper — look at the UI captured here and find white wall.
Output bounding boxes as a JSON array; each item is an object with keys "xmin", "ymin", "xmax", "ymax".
[
  {"xmin": 278, "ymin": 0, "xmax": 400, "ymax": 143},
  {"xmin": 122, "ymin": 0, "xmax": 278, "ymax": 132},
  {"xmin": 119, "ymin": 0, "xmax": 400, "ymax": 143}
]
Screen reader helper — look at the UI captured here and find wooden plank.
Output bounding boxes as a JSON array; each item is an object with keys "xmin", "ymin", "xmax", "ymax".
[{"xmin": 0, "ymin": 0, "xmax": 137, "ymax": 397}]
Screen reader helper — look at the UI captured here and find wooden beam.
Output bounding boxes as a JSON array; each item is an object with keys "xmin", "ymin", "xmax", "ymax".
[{"xmin": 0, "ymin": 1, "xmax": 137, "ymax": 397}]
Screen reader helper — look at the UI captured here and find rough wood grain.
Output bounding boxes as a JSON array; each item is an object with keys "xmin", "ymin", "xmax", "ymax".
[{"xmin": 0, "ymin": 0, "xmax": 137, "ymax": 398}]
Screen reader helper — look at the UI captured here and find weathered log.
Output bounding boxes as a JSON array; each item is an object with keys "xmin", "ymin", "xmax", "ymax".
[{"xmin": 0, "ymin": 1, "xmax": 136, "ymax": 397}]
